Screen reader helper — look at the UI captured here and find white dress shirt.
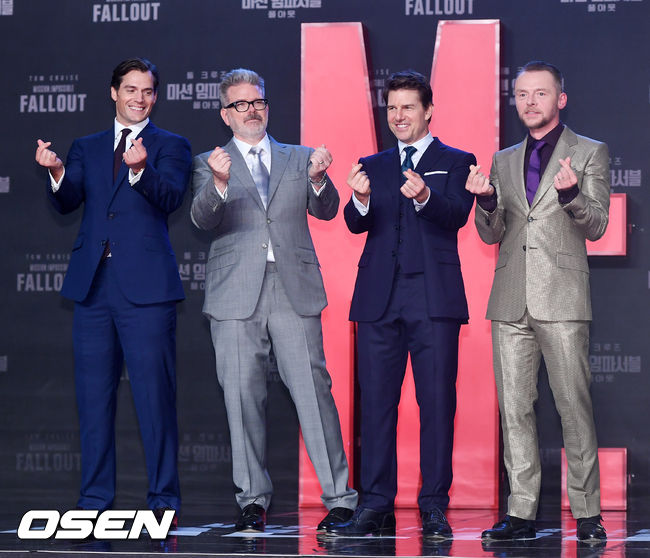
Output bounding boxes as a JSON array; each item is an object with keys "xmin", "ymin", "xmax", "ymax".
[
  {"xmin": 50, "ymin": 117, "xmax": 149, "ymax": 191},
  {"xmin": 353, "ymin": 132, "xmax": 434, "ymax": 215}
]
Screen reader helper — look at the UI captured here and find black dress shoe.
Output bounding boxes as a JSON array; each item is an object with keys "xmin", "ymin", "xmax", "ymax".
[
  {"xmin": 235, "ymin": 503, "xmax": 266, "ymax": 533},
  {"xmin": 577, "ymin": 515, "xmax": 606, "ymax": 543},
  {"xmin": 317, "ymin": 507, "xmax": 354, "ymax": 532},
  {"xmin": 421, "ymin": 507, "xmax": 452, "ymax": 539},
  {"xmin": 326, "ymin": 507, "xmax": 396, "ymax": 536},
  {"xmin": 481, "ymin": 515, "xmax": 536, "ymax": 540}
]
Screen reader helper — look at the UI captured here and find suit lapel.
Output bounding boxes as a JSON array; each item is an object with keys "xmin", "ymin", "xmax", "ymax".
[
  {"xmin": 530, "ymin": 126, "xmax": 577, "ymax": 209},
  {"xmin": 376, "ymin": 147, "xmax": 400, "ymax": 199},
  {"xmin": 506, "ymin": 139, "xmax": 528, "ymax": 210},
  {"xmin": 415, "ymin": 137, "xmax": 446, "ymax": 172},
  {"xmin": 268, "ymin": 135, "xmax": 288, "ymax": 207},
  {"xmin": 92, "ymin": 128, "xmax": 116, "ymax": 207},
  {"xmin": 95, "ymin": 128, "xmax": 114, "ymax": 189},
  {"xmin": 111, "ymin": 122, "xmax": 159, "ymax": 199},
  {"xmin": 224, "ymin": 138, "xmax": 266, "ymax": 212}
]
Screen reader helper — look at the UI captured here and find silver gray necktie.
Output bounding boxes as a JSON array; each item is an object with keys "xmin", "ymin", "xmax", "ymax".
[{"xmin": 249, "ymin": 146, "xmax": 270, "ymax": 208}]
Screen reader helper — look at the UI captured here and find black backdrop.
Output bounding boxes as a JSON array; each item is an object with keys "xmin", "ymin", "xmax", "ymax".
[{"xmin": 0, "ymin": 0, "xmax": 648, "ymax": 519}]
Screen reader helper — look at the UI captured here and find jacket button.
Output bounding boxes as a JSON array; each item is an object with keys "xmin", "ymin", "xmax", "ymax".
[
  {"xmin": 523, "ymin": 245, "xmax": 527, "ymax": 251},
  {"xmin": 267, "ymin": 219, "xmax": 272, "ymax": 224},
  {"xmin": 262, "ymin": 243, "xmax": 268, "ymax": 249},
  {"xmin": 108, "ymin": 212, "xmax": 115, "ymax": 219},
  {"xmin": 527, "ymin": 216, "xmax": 533, "ymax": 222}
]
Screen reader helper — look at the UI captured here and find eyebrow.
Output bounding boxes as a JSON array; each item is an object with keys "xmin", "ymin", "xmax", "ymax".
[{"xmin": 515, "ymin": 88, "xmax": 551, "ymax": 93}]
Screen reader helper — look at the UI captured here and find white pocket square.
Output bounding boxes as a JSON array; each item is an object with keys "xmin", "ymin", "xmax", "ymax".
[{"xmin": 423, "ymin": 170, "xmax": 448, "ymax": 176}]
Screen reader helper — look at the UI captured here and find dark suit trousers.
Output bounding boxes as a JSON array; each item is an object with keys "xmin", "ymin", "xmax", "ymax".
[
  {"xmin": 357, "ymin": 271, "xmax": 460, "ymax": 512},
  {"xmin": 73, "ymin": 259, "xmax": 180, "ymax": 511}
]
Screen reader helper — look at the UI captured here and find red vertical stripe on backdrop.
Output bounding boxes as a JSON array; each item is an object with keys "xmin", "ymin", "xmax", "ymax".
[
  {"xmin": 299, "ymin": 22, "xmax": 377, "ymax": 507},
  {"xmin": 395, "ymin": 19, "xmax": 502, "ymax": 508},
  {"xmin": 299, "ymin": 20, "xmax": 502, "ymax": 513},
  {"xmin": 427, "ymin": 19, "xmax": 501, "ymax": 509}
]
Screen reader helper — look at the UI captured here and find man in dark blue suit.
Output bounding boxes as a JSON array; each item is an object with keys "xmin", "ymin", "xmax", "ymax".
[
  {"xmin": 35, "ymin": 58, "xmax": 191, "ymax": 517},
  {"xmin": 327, "ymin": 71, "xmax": 475, "ymax": 539}
]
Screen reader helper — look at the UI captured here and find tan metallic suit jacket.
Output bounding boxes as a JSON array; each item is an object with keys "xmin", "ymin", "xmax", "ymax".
[{"xmin": 475, "ymin": 126, "xmax": 610, "ymax": 322}]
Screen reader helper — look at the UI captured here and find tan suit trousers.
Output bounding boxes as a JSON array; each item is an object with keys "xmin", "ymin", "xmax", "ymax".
[{"xmin": 492, "ymin": 309, "xmax": 601, "ymax": 520}]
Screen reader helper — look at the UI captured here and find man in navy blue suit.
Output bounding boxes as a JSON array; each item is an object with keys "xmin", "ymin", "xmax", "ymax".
[
  {"xmin": 35, "ymin": 58, "xmax": 191, "ymax": 518},
  {"xmin": 327, "ymin": 70, "xmax": 475, "ymax": 539}
]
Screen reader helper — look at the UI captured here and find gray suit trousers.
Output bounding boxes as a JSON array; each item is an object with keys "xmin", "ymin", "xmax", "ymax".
[
  {"xmin": 492, "ymin": 310, "xmax": 601, "ymax": 520},
  {"xmin": 210, "ymin": 264, "xmax": 357, "ymax": 511}
]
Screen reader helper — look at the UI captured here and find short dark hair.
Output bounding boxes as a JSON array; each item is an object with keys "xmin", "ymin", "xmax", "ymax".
[
  {"xmin": 517, "ymin": 60, "xmax": 564, "ymax": 93},
  {"xmin": 111, "ymin": 58, "xmax": 159, "ymax": 93},
  {"xmin": 382, "ymin": 70, "xmax": 433, "ymax": 108}
]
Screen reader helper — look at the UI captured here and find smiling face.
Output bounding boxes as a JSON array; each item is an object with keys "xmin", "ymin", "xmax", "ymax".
[
  {"xmin": 220, "ymin": 83, "xmax": 269, "ymax": 144},
  {"xmin": 111, "ymin": 69, "xmax": 157, "ymax": 127},
  {"xmin": 514, "ymin": 70, "xmax": 567, "ymax": 138},
  {"xmin": 386, "ymin": 88, "xmax": 432, "ymax": 145}
]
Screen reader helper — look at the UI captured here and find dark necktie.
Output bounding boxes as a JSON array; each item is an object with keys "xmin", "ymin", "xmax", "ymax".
[
  {"xmin": 249, "ymin": 145, "xmax": 270, "ymax": 207},
  {"xmin": 526, "ymin": 140, "xmax": 546, "ymax": 206},
  {"xmin": 113, "ymin": 128, "xmax": 132, "ymax": 181},
  {"xmin": 401, "ymin": 145, "xmax": 417, "ymax": 182}
]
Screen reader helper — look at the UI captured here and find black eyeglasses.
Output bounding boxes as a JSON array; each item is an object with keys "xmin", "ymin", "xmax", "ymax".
[{"xmin": 223, "ymin": 98, "xmax": 269, "ymax": 112}]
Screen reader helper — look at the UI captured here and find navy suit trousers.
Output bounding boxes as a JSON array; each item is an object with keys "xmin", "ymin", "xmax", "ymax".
[
  {"xmin": 73, "ymin": 259, "xmax": 180, "ymax": 511},
  {"xmin": 356, "ymin": 271, "xmax": 460, "ymax": 512}
]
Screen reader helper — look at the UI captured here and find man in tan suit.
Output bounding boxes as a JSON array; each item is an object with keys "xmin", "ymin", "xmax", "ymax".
[{"xmin": 466, "ymin": 61, "xmax": 610, "ymax": 544}]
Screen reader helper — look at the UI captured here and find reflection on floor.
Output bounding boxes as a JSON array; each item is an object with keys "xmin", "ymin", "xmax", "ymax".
[{"xmin": 0, "ymin": 508, "xmax": 648, "ymax": 557}]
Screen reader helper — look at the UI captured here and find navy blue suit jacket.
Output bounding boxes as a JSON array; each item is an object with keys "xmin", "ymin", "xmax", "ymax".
[
  {"xmin": 48, "ymin": 122, "xmax": 191, "ymax": 304},
  {"xmin": 344, "ymin": 138, "xmax": 476, "ymax": 323}
]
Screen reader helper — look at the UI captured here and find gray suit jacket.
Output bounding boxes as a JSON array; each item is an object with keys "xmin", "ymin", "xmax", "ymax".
[
  {"xmin": 190, "ymin": 135, "xmax": 339, "ymax": 320},
  {"xmin": 475, "ymin": 126, "xmax": 610, "ymax": 322}
]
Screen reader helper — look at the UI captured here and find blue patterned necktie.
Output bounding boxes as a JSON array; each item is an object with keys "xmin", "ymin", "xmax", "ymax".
[
  {"xmin": 526, "ymin": 140, "xmax": 546, "ymax": 206},
  {"xmin": 401, "ymin": 145, "xmax": 417, "ymax": 182},
  {"xmin": 249, "ymin": 145, "xmax": 270, "ymax": 207}
]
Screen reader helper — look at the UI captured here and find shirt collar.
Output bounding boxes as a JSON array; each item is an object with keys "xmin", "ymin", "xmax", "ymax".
[
  {"xmin": 114, "ymin": 118, "xmax": 149, "ymax": 140},
  {"xmin": 526, "ymin": 122, "xmax": 564, "ymax": 150},
  {"xmin": 233, "ymin": 133, "xmax": 271, "ymax": 159},
  {"xmin": 398, "ymin": 132, "xmax": 434, "ymax": 157}
]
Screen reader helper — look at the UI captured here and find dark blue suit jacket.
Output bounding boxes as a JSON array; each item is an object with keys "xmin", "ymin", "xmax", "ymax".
[
  {"xmin": 344, "ymin": 138, "xmax": 476, "ymax": 323},
  {"xmin": 48, "ymin": 122, "xmax": 191, "ymax": 304}
]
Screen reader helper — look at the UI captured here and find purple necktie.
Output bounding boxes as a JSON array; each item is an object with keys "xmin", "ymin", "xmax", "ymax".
[{"xmin": 526, "ymin": 140, "xmax": 545, "ymax": 206}]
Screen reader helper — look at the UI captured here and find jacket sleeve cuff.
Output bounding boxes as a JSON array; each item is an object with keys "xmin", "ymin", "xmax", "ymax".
[
  {"xmin": 557, "ymin": 184, "xmax": 579, "ymax": 205},
  {"xmin": 476, "ymin": 191, "xmax": 498, "ymax": 213}
]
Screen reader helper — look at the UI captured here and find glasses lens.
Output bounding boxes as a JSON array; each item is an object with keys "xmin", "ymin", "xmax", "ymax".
[
  {"xmin": 234, "ymin": 101, "xmax": 249, "ymax": 112},
  {"xmin": 253, "ymin": 99, "xmax": 267, "ymax": 110}
]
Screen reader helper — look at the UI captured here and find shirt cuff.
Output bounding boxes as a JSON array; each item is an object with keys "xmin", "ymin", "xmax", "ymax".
[
  {"xmin": 128, "ymin": 168, "xmax": 144, "ymax": 185},
  {"xmin": 413, "ymin": 189, "xmax": 430, "ymax": 212},
  {"xmin": 557, "ymin": 184, "xmax": 579, "ymax": 205},
  {"xmin": 215, "ymin": 183, "xmax": 228, "ymax": 200},
  {"xmin": 476, "ymin": 191, "xmax": 498, "ymax": 213},
  {"xmin": 352, "ymin": 193, "xmax": 370, "ymax": 215},
  {"xmin": 49, "ymin": 169, "xmax": 64, "ymax": 192}
]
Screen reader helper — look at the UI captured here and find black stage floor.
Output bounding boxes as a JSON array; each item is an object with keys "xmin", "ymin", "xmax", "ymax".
[{"xmin": 0, "ymin": 508, "xmax": 647, "ymax": 558}]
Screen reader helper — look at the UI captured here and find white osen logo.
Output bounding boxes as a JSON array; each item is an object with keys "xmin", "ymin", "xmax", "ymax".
[{"xmin": 17, "ymin": 509, "xmax": 175, "ymax": 540}]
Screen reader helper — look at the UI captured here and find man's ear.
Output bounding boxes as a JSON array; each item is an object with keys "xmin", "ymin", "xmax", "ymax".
[{"xmin": 220, "ymin": 108, "xmax": 230, "ymax": 127}]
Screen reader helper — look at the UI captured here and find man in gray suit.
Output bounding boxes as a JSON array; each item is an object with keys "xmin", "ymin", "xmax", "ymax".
[
  {"xmin": 190, "ymin": 68, "xmax": 357, "ymax": 533},
  {"xmin": 466, "ymin": 61, "xmax": 610, "ymax": 544}
]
